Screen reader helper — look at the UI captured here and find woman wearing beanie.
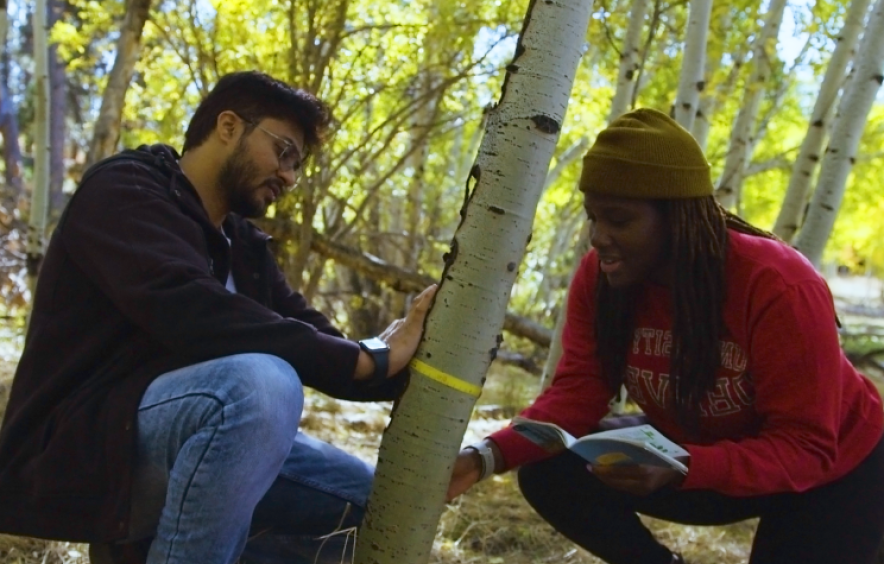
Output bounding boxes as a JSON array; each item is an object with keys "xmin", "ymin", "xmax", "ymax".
[{"xmin": 448, "ymin": 108, "xmax": 884, "ymax": 564}]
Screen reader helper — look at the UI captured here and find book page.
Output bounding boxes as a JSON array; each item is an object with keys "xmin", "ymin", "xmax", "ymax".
[
  {"xmin": 587, "ymin": 424, "xmax": 689, "ymax": 458},
  {"xmin": 511, "ymin": 417, "xmax": 576, "ymax": 453},
  {"xmin": 569, "ymin": 438, "xmax": 689, "ymax": 473}
]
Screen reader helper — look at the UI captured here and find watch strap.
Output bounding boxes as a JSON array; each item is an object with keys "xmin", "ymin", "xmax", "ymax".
[
  {"xmin": 358, "ymin": 338, "xmax": 389, "ymax": 387},
  {"xmin": 466, "ymin": 442, "xmax": 497, "ymax": 481}
]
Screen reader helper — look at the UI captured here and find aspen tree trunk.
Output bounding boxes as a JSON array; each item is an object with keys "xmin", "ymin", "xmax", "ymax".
[
  {"xmin": 453, "ymin": 106, "xmax": 488, "ymax": 186},
  {"xmin": 772, "ymin": 0, "xmax": 871, "ymax": 242},
  {"xmin": 715, "ymin": 0, "xmax": 787, "ymax": 211},
  {"xmin": 353, "ymin": 1, "xmax": 593, "ymax": 562},
  {"xmin": 0, "ymin": 0, "xmax": 24, "ymax": 212},
  {"xmin": 391, "ymin": 70, "xmax": 442, "ymax": 317},
  {"xmin": 672, "ymin": 0, "xmax": 712, "ymax": 130},
  {"xmin": 543, "ymin": 135, "xmax": 589, "ymax": 190},
  {"xmin": 692, "ymin": 8, "xmax": 744, "ymax": 149},
  {"xmin": 539, "ymin": 38, "xmax": 644, "ymax": 397},
  {"xmin": 609, "ymin": 0, "xmax": 649, "ymax": 120},
  {"xmin": 27, "ymin": 0, "xmax": 51, "ymax": 297},
  {"xmin": 539, "ymin": 222, "xmax": 590, "ymax": 391},
  {"xmin": 85, "ymin": 0, "xmax": 152, "ymax": 168},
  {"xmin": 793, "ymin": 0, "xmax": 884, "ymax": 268},
  {"xmin": 48, "ymin": 0, "xmax": 67, "ymax": 220}
]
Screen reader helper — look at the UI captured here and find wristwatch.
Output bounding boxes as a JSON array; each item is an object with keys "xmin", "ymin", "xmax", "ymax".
[
  {"xmin": 466, "ymin": 441, "xmax": 497, "ymax": 481},
  {"xmin": 358, "ymin": 337, "xmax": 390, "ymax": 387}
]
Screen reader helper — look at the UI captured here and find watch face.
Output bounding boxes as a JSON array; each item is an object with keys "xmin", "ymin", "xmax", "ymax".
[{"xmin": 360, "ymin": 337, "xmax": 389, "ymax": 352}]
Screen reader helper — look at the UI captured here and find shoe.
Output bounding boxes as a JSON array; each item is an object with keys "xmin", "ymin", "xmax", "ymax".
[{"xmin": 88, "ymin": 538, "xmax": 151, "ymax": 564}]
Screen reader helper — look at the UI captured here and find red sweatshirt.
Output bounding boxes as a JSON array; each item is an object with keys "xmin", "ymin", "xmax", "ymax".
[{"xmin": 491, "ymin": 230, "xmax": 884, "ymax": 496}]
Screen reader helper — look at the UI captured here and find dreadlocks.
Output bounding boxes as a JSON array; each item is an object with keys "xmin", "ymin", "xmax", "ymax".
[{"xmin": 594, "ymin": 196, "xmax": 777, "ymax": 432}]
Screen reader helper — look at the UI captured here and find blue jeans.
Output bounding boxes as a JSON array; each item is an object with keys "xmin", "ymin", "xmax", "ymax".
[{"xmin": 128, "ymin": 353, "xmax": 374, "ymax": 564}]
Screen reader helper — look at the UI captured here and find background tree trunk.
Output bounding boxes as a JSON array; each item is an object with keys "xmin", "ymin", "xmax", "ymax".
[
  {"xmin": 672, "ymin": 0, "xmax": 711, "ymax": 130},
  {"xmin": 539, "ymin": 222, "xmax": 590, "ymax": 392},
  {"xmin": 772, "ymin": 0, "xmax": 870, "ymax": 242},
  {"xmin": 714, "ymin": 0, "xmax": 788, "ymax": 211},
  {"xmin": 85, "ymin": 0, "xmax": 152, "ymax": 168},
  {"xmin": 0, "ymin": 0, "xmax": 23, "ymax": 216},
  {"xmin": 27, "ymin": 0, "xmax": 51, "ymax": 296},
  {"xmin": 609, "ymin": 0, "xmax": 649, "ymax": 120},
  {"xmin": 691, "ymin": 8, "xmax": 748, "ymax": 150},
  {"xmin": 353, "ymin": 1, "xmax": 593, "ymax": 562},
  {"xmin": 48, "ymin": 0, "xmax": 67, "ymax": 221},
  {"xmin": 794, "ymin": 0, "xmax": 884, "ymax": 267}
]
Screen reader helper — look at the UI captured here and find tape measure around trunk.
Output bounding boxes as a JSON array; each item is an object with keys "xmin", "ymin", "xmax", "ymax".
[{"xmin": 409, "ymin": 358, "xmax": 482, "ymax": 397}]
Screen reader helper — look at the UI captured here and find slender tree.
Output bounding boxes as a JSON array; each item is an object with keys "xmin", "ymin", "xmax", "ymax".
[
  {"xmin": 691, "ymin": 8, "xmax": 748, "ymax": 149},
  {"xmin": 27, "ymin": 0, "xmax": 51, "ymax": 296},
  {"xmin": 609, "ymin": 0, "xmax": 649, "ymax": 120},
  {"xmin": 539, "ymin": 221, "xmax": 590, "ymax": 391},
  {"xmin": 794, "ymin": 0, "xmax": 884, "ymax": 267},
  {"xmin": 0, "ymin": 0, "xmax": 23, "ymax": 213},
  {"xmin": 85, "ymin": 0, "xmax": 152, "ymax": 168},
  {"xmin": 48, "ymin": 0, "xmax": 67, "ymax": 219},
  {"xmin": 353, "ymin": 0, "xmax": 593, "ymax": 562},
  {"xmin": 543, "ymin": 135, "xmax": 589, "ymax": 190},
  {"xmin": 714, "ymin": 0, "xmax": 787, "ymax": 211},
  {"xmin": 772, "ymin": 0, "xmax": 871, "ymax": 242},
  {"xmin": 672, "ymin": 0, "xmax": 712, "ymax": 130},
  {"xmin": 537, "ymin": 35, "xmax": 651, "ymax": 397}
]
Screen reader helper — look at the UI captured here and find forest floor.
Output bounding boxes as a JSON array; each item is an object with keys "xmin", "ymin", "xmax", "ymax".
[
  {"xmin": 0, "ymin": 357, "xmax": 757, "ymax": 564},
  {"xmin": 1, "ymin": 272, "xmax": 884, "ymax": 563}
]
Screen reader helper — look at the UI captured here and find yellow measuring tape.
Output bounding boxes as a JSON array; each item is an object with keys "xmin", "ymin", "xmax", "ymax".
[{"xmin": 409, "ymin": 358, "xmax": 483, "ymax": 397}]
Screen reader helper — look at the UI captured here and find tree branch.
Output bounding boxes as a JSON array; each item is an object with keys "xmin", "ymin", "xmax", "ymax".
[{"xmin": 260, "ymin": 219, "xmax": 552, "ymax": 347}]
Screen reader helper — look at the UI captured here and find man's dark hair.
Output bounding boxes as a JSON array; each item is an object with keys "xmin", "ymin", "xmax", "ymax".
[
  {"xmin": 182, "ymin": 71, "xmax": 333, "ymax": 156},
  {"xmin": 594, "ymin": 197, "xmax": 778, "ymax": 434}
]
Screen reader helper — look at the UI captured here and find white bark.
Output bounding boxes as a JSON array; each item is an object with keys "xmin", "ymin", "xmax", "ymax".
[
  {"xmin": 772, "ymin": 0, "xmax": 871, "ymax": 242},
  {"xmin": 539, "ymin": 222, "xmax": 590, "ymax": 391},
  {"xmin": 353, "ymin": 1, "xmax": 593, "ymax": 562},
  {"xmin": 86, "ymin": 0, "xmax": 152, "ymax": 168},
  {"xmin": 544, "ymin": 135, "xmax": 589, "ymax": 190},
  {"xmin": 27, "ymin": 0, "xmax": 51, "ymax": 298},
  {"xmin": 715, "ymin": 0, "xmax": 788, "ymax": 210},
  {"xmin": 794, "ymin": 0, "xmax": 884, "ymax": 267},
  {"xmin": 692, "ymin": 8, "xmax": 740, "ymax": 149},
  {"xmin": 609, "ymin": 0, "xmax": 649, "ymax": 121},
  {"xmin": 673, "ymin": 0, "xmax": 713, "ymax": 130}
]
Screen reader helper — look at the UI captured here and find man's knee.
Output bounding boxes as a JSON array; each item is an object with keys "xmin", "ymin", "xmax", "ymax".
[
  {"xmin": 217, "ymin": 354, "xmax": 304, "ymax": 446},
  {"xmin": 145, "ymin": 353, "xmax": 305, "ymax": 453},
  {"xmin": 207, "ymin": 353, "xmax": 301, "ymax": 409}
]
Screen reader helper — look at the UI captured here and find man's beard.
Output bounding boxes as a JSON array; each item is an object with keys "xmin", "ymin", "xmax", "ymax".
[{"xmin": 218, "ymin": 146, "xmax": 268, "ymax": 219}]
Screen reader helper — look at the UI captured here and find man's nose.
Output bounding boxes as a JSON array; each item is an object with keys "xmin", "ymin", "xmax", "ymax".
[{"xmin": 278, "ymin": 167, "xmax": 298, "ymax": 188}]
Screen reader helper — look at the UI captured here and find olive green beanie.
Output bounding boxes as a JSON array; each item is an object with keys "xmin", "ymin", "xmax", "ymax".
[{"xmin": 578, "ymin": 108, "xmax": 713, "ymax": 199}]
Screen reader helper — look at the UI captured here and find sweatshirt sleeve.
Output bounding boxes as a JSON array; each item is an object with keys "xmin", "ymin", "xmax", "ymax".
[
  {"xmin": 682, "ymin": 276, "xmax": 847, "ymax": 495},
  {"xmin": 490, "ymin": 252, "xmax": 614, "ymax": 470}
]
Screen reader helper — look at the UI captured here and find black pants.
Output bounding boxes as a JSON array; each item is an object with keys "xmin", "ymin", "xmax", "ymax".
[{"xmin": 518, "ymin": 435, "xmax": 884, "ymax": 564}]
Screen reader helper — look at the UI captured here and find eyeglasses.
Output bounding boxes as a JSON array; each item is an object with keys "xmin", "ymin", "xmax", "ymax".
[
  {"xmin": 252, "ymin": 123, "xmax": 303, "ymax": 173},
  {"xmin": 232, "ymin": 112, "xmax": 303, "ymax": 173}
]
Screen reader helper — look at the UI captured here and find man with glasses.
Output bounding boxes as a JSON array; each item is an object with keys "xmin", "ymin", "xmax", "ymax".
[{"xmin": 0, "ymin": 71, "xmax": 436, "ymax": 564}]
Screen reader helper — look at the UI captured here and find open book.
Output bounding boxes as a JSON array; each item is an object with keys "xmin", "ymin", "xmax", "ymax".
[{"xmin": 511, "ymin": 416, "xmax": 689, "ymax": 474}]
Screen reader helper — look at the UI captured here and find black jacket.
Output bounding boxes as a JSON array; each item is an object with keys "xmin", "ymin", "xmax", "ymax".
[{"xmin": 0, "ymin": 145, "xmax": 400, "ymax": 541}]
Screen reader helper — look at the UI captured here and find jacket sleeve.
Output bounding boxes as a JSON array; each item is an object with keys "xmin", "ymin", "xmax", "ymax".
[
  {"xmin": 60, "ymin": 162, "xmax": 366, "ymax": 397},
  {"xmin": 490, "ymin": 252, "xmax": 614, "ymax": 470},
  {"xmin": 268, "ymin": 257, "xmax": 344, "ymax": 337},
  {"xmin": 682, "ymin": 275, "xmax": 848, "ymax": 495},
  {"xmin": 266, "ymin": 250, "xmax": 407, "ymax": 401}
]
